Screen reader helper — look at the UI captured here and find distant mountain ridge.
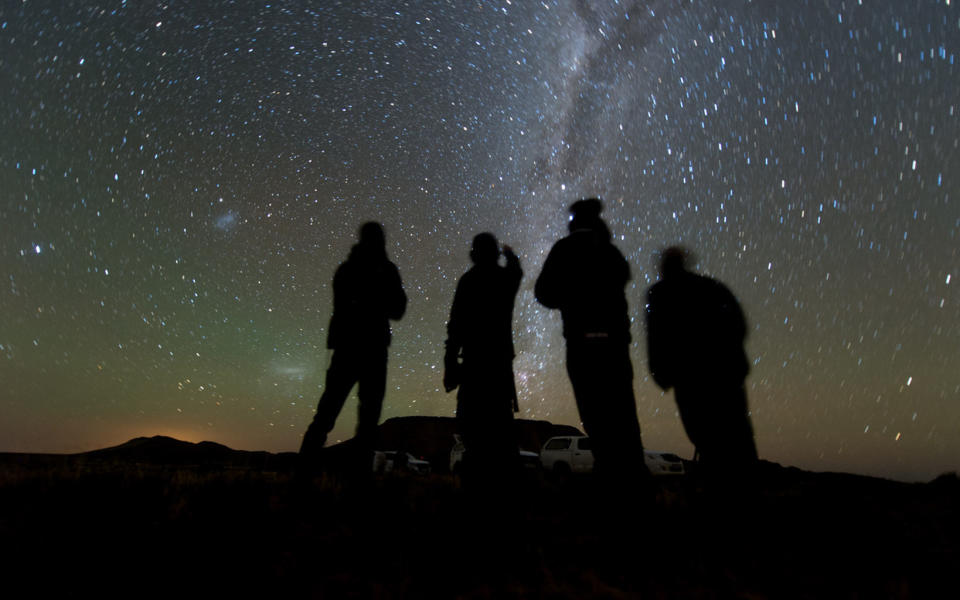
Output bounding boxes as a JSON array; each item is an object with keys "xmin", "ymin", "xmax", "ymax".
[
  {"xmin": 3, "ymin": 418, "xmax": 956, "ymax": 487},
  {"xmin": 81, "ymin": 435, "xmax": 294, "ymax": 469},
  {"xmin": 5, "ymin": 417, "xmax": 584, "ymax": 472}
]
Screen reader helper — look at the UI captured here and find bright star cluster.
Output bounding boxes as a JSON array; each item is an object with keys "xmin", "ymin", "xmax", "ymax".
[{"xmin": 1, "ymin": 1, "xmax": 957, "ymax": 481}]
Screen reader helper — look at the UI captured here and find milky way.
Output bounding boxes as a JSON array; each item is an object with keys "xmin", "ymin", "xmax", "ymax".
[{"xmin": 2, "ymin": 0, "xmax": 957, "ymax": 481}]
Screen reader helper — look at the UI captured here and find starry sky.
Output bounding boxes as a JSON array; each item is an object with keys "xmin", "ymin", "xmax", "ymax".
[{"xmin": 2, "ymin": 0, "xmax": 957, "ymax": 482}]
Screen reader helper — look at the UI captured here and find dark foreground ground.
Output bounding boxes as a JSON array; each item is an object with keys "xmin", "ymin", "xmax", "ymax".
[{"xmin": 1, "ymin": 448, "xmax": 958, "ymax": 600}]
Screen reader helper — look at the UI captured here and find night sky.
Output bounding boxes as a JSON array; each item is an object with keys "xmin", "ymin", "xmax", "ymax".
[{"xmin": 2, "ymin": 0, "xmax": 957, "ymax": 482}]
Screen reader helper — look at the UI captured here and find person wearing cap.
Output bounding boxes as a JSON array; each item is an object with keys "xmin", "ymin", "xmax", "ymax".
[
  {"xmin": 535, "ymin": 199, "xmax": 649, "ymax": 482},
  {"xmin": 300, "ymin": 222, "xmax": 407, "ymax": 466},
  {"xmin": 444, "ymin": 233, "xmax": 523, "ymax": 482}
]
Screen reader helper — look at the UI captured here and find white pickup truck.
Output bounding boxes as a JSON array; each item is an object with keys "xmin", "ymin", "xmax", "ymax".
[{"xmin": 539, "ymin": 435, "xmax": 685, "ymax": 476}]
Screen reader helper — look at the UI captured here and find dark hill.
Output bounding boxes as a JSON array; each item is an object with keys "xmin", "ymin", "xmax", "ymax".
[
  {"xmin": 0, "ymin": 417, "xmax": 582, "ymax": 473},
  {"xmin": 80, "ymin": 435, "xmax": 298, "ymax": 470}
]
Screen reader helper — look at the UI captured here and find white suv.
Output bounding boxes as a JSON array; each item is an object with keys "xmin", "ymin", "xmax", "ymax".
[{"xmin": 539, "ymin": 435, "xmax": 685, "ymax": 476}]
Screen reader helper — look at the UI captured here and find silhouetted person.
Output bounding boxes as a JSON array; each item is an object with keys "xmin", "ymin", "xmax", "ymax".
[
  {"xmin": 535, "ymin": 199, "xmax": 650, "ymax": 484},
  {"xmin": 645, "ymin": 246, "xmax": 758, "ymax": 475},
  {"xmin": 300, "ymin": 222, "xmax": 407, "ymax": 468},
  {"xmin": 444, "ymin": 233, "xmax": 522, "ymax": 482}
]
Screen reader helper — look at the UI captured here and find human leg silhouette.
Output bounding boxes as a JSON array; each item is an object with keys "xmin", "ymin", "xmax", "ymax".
[{"xmin": 300, "ymin": 349, "xmax": 361, "ymax": 457}]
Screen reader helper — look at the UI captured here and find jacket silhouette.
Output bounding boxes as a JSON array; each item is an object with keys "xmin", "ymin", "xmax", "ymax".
[
  {"xmin": 645, "ymin": 247, "xmax": 757, "ymax": 470},
  {"xmin": 300, "ymin": 222, "xmax": 407, "ymax": 461},
  {"xmin": 535, "ymin": 199, "xmax": 649, "ymax": 482},
  {"xmin": 444, "ymin": 233, "xmax": 522, "ymax": 479},
  {"xmin": 534, "ymin": 214, "xmax": 630, "ymax": 344}
]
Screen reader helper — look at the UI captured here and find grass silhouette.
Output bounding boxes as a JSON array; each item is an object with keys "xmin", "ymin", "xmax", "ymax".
[{"xmin": 1, "ymin": 449, "xmax": 957, "ymax": 598}]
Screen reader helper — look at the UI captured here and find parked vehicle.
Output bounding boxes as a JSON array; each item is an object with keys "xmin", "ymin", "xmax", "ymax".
[
  {"xmin": 644, "ymin": 449, "xmax": 686, "ymax": 475},
  {"xmin": 449, "ymin": 435, "xmax": 540, "ymax": 473},
  {"xmin": 518, "ymin": 449, "xmax": 540, "ymax": 470},
  {"xmin": 539, "ymin": 435, "xmax": 595, "ymax": 474},
  {"xmin": 372, "ymin": 450, "xmax": 432, "ymax": 475},
  {"xmin": 538, "ymin": 435, "xmax": 685, "ymax": 476}
]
